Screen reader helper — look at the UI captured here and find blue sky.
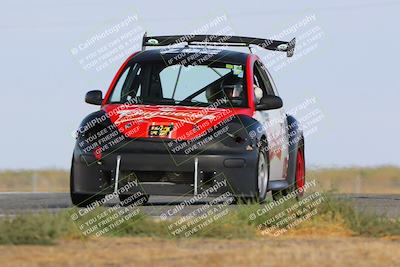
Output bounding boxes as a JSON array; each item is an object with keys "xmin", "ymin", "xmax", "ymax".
[{"xmin": 0, "ymin": 0, "xmax": 399, "ymax": 169}]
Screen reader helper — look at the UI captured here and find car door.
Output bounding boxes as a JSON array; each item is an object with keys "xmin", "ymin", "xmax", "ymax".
[{"xmin": 253, "ymin": 61, "xmax": 289, "ymax": 180}]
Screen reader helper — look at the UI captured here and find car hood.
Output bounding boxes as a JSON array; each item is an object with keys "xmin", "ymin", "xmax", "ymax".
[{"xmin": 103, "ymin": 104, "xmax": 249, "ymax": 140}]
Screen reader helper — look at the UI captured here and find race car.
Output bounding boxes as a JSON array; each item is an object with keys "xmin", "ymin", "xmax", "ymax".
[{"xmin": 70, "ymin": 34, "xmax": 305, "ymax": 207}]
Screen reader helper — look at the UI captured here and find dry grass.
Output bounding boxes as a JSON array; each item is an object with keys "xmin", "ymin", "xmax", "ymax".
[
  {"xmin": 1, "ymin": 194, "xmax": 399, "ymax": 245},
  {"xmin": 1, "ymin": 236, "xmax": 399, "ymax": 267},
  {"xmin": 0, "ymin": 169, "xmax": 68, "ymax": 192},
  {"xmin": 1, "ymin": 167, "xmax": 399, "ymax": 265},
  {"xmin": 282, "ymin": 213, "xmax": 354, "ymax": 237},
  {"xmin": 1, "ymin": 166, "xmax": 399, "ymax": 193},
  {"xmin": 0, "ymin": 194, "xmax": 399, "ymax": 266},
  {"xmin": 308, "ymin": 166, "xmax": 400, "ymax": 194}
]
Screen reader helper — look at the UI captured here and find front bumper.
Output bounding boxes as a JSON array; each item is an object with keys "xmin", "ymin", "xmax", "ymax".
[{"xmin": 72, "ymin": 140, "xmax": 258, "ymax": 197}]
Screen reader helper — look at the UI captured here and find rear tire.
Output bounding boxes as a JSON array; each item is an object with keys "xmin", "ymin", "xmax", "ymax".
[{"xmin": 272, "ymin": 141, "xmax": 305, "ymax": 201}]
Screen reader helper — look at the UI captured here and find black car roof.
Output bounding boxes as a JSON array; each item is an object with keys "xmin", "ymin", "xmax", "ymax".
[{"xmin": 131, "ymin": 47, "xmax": 249, "ymax": 65}]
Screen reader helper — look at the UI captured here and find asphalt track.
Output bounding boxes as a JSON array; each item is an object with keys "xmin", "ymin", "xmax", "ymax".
[{"xmin": 0, "ymin": 193, "xmax": 399, "ymax": 218}]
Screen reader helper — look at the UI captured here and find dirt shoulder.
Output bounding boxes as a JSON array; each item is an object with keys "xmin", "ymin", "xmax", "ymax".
[{"xmin": 1, "ymin": 236, "xmax": 399, "ymax": 267}]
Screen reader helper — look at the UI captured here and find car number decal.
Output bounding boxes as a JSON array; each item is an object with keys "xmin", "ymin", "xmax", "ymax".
[{"xmin": 148, "ymin": 124, "xmax": 174, "ymax": 137}]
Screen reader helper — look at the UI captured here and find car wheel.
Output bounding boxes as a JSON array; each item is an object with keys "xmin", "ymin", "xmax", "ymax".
[
  {"xmin": 70, "ymin": 159, "xmax": 104, "ymax": 207},
  {"xmin": 235, "ymin": 146, "xmax": 269, "ymax": 204},
  {"xmin": 294, "ymin": 145, "xmax": 305, "ymax": 197},
  {"xmin": 71, "ymin": 192, "xmax": 104, "ymax": 208},
  {"xmin": 272, "ymin": 142, "xmax": 305, "ymax": 201},
  {"xmin": 257, "ymin": 148, "xmax": 269, "ymax": 202}
]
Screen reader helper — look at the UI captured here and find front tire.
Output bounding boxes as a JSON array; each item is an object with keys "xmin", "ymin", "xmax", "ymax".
[
  {"xmin": 70, "ymin": 193, "xmax": 105, "ymax": 208},
  {"xmin": 70, "ymin": 159, "xmax": 104, "ymax": 208},
  {"xmin": 235, "ymin": 146, "xmax": 269, "ymax": 204},
  {"xmin": 257, "ymin": 148, "xmax": 269, "ymax": 202}
]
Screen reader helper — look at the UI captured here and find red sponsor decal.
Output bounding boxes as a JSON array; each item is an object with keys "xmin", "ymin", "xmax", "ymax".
[{"xmin": 104, "ymin": 104, "xmax": 251, "ymax": 140}]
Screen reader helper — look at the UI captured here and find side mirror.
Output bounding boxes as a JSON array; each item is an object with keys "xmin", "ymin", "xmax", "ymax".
[
  {"xmin": 85, "ymin": 90, "xmax": 103, "ymax": 105},
  {"xmin": 256, "ymin": 95, "xmax": 283, "ymax": 110}
]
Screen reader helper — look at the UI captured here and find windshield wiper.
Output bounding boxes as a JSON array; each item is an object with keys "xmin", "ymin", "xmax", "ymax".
[
  {"xmin": 176, "ymin": 99, "xmax": 207, "ymax": 106},
  {"xmin": 141, "ymin": 97, "xmax": 176, "ymax": 105}
]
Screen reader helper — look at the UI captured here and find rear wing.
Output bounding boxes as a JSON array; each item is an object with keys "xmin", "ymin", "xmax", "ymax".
[{"xmin": 142, "ymin": 34, "xmax": 296, "ymax": 57}]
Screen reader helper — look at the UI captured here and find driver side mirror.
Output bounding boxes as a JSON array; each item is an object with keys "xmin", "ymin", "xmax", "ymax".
[
  {"xmin": 256, "ymin": 95, "xmax": 283, "ymax": 110},
  {"xmin": 85, "ymin": 90, "xmax": 103, "ymax": 105}
]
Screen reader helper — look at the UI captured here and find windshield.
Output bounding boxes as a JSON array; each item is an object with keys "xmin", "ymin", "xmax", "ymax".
[{"xmin": 108, "ymin": 61, "xmax": 247, "ymax": 108}]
